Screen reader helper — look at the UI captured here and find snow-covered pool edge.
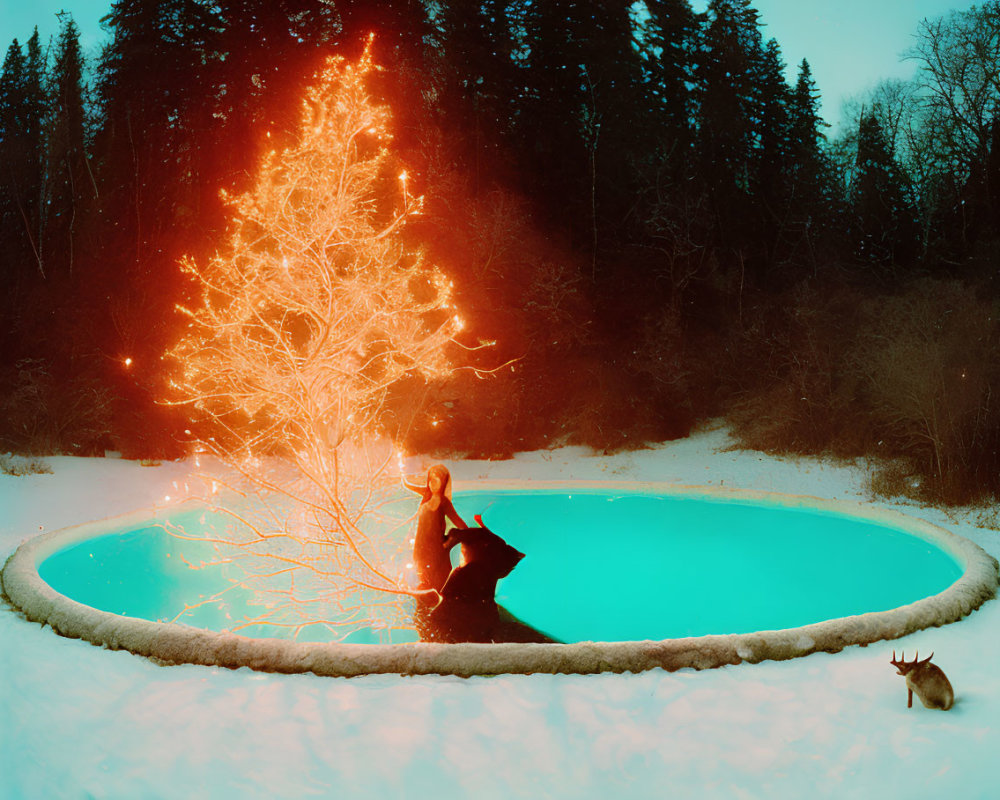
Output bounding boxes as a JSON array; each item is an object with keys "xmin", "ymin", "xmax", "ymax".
[{"xmin": 3, "ymin": 482, "xmax": 998, "ymax": 677}]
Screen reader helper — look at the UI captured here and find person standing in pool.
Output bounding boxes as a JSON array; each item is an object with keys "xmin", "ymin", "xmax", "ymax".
[
  {"xmin": 403, "ymin": 468, "xmax": 558, "ymax": 643},
  {"xmin": 403, "ymin": 464, "xmax": 467, "ymax": 592}
]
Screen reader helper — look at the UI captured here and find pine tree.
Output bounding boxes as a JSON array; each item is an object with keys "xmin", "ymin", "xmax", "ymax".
[
  {"xmin": 696, "ymin": 0, "xmax": 763, "ymax": 248},
  {"xmin": 790, "ymin": 59, "xmax": 824, "ymax": 169},
  {"xmin": 639, "ymin": 0, "xmax": 697, "ymax": 169},
  {"xmin": 629, "ymin": 0, "xmax": 706, "ymax": 309},
  {"xmin": 0, "ymin": 31, "xmax": 51, "ymax": 413},
  {"xmin": 516, "ymin": 1, "xmax": 648, "ymax": 267},
  {"xmin": 581, "ymin": 3, "xmax": 656, "ymax": 254},
  {"xmin": 95, "ymin": 0, "xmax": 224, "ymax": 248},
  {"xmin": 45, "ymin": 14, "xmax": 91, "ymax": 277},
  {"xmin": 0, "ymin": 41, "xmax": 28, "ymax": 268},
  {"xmin": 0, "ymin": 35, "xmax": 45, "ymax": 280},
  {"xmin": 782, "ymin": 58, "xmax": 840, "ymax": 271},
  {"xmin": 432, "ymin": 1, "xmax": 526, "ymax": 187},
  {"xmin": 89, "ymin": 0, "xmax": 226, "ymax": 453},
  {"xmin": 23, "ymin": 29, "xmax": 46, "ymax": 267},
  {"xmin": 753, "ymin": 37, "xmax": 792, "ymax": 249},
  {"xmin": 0, "ymin": 39, "xmax": 28, "ymax": 365},
  {"xmin": 516, "ymin": 0, "xmax": 595, "ymax": 218},
  {"xmin": 850, "ymin": 109, "xmax": 918, "ymax": 269}
]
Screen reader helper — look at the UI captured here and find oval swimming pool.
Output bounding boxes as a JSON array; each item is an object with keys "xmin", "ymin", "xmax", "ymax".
[
  {"xmin": 460, "ymin": 491, "xmax": 964, "ymax": 642},
  {"xmin": 4, "ymin": 483, "xmax": 997, "ymax": 675}
]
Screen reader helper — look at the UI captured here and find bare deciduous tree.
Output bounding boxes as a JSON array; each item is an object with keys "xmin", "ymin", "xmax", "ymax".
[
  {"xmin": 849, "ymin": 280, "xmax": 998, "ymax": 497},
  {"xmin": 907, "ymin": 2, "xmax": 1000, "ymax": 173},
  {"xmin": 166, "ymin": 40, "xmax": 463, "ymax": 640}
]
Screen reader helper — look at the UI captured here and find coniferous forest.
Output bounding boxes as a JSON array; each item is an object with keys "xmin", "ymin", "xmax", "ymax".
[{"xmin": 1, "ymin": 0, "xmax": 1000, "ymax": 503}]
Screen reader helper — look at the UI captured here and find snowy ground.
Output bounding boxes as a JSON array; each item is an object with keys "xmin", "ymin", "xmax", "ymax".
[{"xmin": 2, "ymin": 425, "xmax": 999, "ymax": 799}]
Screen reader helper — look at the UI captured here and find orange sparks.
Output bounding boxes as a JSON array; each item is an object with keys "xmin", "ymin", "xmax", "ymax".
[{"xmin": 163, "ymin": 38, "xmax": 469, "ymax": 638}]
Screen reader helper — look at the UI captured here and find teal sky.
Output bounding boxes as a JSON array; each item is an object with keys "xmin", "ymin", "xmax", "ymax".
[
  {"xmin": 2, "ymin": 1, "xmax": 108, "ymax": 62},
  {"xmin": 1, "ymin": 0, "xmax": 986, "ymax": 130},
  {"xmin": 691, "ymin": 0, "xmax": 981, "ymax": 129}
]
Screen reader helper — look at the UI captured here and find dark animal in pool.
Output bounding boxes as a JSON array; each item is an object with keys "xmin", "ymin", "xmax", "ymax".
[
  {"xmin": 416, "ymin": 521, "xmax": 557, "ymax": 644},
  {"xmin": 890, "ymin": 651, "xmax": 954, "ymax": 710}
]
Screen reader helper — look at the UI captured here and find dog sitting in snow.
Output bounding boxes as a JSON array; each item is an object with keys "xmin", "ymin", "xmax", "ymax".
[{"xmin": 417, "ymin": 517, "xmax": 556, "ymax": 644}]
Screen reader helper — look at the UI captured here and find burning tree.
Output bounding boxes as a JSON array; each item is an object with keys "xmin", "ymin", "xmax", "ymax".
[{"xmin": 167, "ymin": 39, "xmax": 463, "ymax": 640}]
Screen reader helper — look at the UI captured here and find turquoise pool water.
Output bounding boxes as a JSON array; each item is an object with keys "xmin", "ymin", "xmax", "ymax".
[{"xmin": 37, "ymin": 490, "xmax": 963, "ymax": 644}]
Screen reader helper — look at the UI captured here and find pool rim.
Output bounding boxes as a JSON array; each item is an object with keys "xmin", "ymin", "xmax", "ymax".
[{"xmin": 3, "ymin": 480, "xmax": 998, "ymax": 677}]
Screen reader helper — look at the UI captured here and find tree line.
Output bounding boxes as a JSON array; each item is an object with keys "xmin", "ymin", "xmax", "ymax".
[{"xmin": 1, "ymin": 0, "xmax": 999, "ymax": 501}]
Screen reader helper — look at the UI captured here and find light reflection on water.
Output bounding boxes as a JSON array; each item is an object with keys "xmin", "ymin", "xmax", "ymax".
[{"xmin": 38, "ymin": 491, "xmax": 963, "ymax": 644}]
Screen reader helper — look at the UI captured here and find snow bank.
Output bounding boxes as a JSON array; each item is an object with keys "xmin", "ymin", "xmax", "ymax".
[
  {"xmin": 6, "ymin": 430, "xmax": 1000, "ymax": 799},
  {"xmin": 4, "ymin": 483, "xmax": 996, "ymax": 677}
]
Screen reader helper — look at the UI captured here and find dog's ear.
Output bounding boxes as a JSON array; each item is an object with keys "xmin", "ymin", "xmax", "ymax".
[
  {"xmin": 474, "ymin": 532, "xmax": 523, "ymax": 578},
  {"xmin": 491, "ymin": 541, "xmax": 524, "ymax": 578}
]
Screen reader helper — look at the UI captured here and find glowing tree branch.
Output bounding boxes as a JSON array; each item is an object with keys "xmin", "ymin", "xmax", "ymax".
[{"xmin": 167, "ymin": 40, "xmax": 462, "ymax": 641}]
